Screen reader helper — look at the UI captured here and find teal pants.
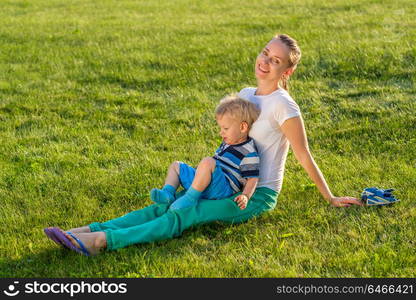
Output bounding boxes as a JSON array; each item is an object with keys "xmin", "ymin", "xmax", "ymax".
[{"xmin": 89, "ymin": 187, "xmax": 278, "ymax": 251}]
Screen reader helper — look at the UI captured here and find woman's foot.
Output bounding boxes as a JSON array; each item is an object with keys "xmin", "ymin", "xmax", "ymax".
[
  {"xmin": 44, "ymin": 226, "xmax": 92, "ymax": 250},
  {"xmin": 59, "ymin": 229, "xmax": 107, "ymax": 256},
  {"xmin": 44, "ymin": 227, "xmax": 66, "ymax": 247}
]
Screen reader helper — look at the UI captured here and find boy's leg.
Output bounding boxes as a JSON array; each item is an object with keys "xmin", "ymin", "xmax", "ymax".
[
  {"xmin": 170, "ymin": 157, "xmax": 216, "ymax": 210},
  {"xmin": 164, "ymin": 161, "xmax": 181, "ymax": 188},
  {"xmin": 200, "ymin": 163, "xmax": 235, "ymax": 200},
  {"xmin": 150, "ymin": 161, "xmax": 180, "ymax": 204},
  {"xmin": 190, "ymin": 157, "xmax": 217, "ymax": 191}
]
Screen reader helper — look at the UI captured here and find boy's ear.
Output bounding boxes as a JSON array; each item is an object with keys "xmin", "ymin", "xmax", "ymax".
[{"xmin": 240, "ymin": 121, "xmax": 249, "ymax": 132}]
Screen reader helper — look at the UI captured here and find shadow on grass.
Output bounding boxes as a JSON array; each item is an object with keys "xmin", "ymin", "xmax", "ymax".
[
  {"xmin": 2, "ymin": 206, "xmax": 382, "ymax": 277},
  {"xmin": 1, "ymin": 221, "xmax": 239, "ymax": 277}
]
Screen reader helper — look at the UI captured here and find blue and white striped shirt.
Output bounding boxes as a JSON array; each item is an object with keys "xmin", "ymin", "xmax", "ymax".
[{"xmin": 213, "ymin": 138, "xmax": 260, "ymax": 193}]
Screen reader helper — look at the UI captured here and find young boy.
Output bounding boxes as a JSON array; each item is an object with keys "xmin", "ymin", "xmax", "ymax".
[{"xmin": 151, "ymin": 95, "xmax": 261, "ymax": 210}]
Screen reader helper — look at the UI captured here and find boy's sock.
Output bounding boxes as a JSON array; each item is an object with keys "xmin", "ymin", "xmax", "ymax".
[
  {"xmin": 150, "ymin": 184, "xmax": 176, "ymax": 204},
  {"xmin": 169, "ymin": 187, "xmax": 201, "ymax": 210}
]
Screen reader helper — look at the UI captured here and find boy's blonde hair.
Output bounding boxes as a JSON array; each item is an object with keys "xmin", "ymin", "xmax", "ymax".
[{"xmin": 215, "ymin": 95, "xmax": 260, "ymax": 128}]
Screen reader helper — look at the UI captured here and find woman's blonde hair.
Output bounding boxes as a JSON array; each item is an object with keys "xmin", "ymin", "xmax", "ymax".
[
  {"xmin": 275, "ymin": 34, "xmax": 302, "ymax": 91},
  {"xmin": 215, "ymin": 95, "xmax": 260, "ymax": 128}
]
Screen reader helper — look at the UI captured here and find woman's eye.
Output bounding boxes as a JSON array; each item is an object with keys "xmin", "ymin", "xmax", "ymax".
[
  {"xmin": 272, "ymin": 58, "xmax": 279, "ymax": 64},
  {"xmin": 262, "ymin": 50, "xmax": 268, "ymax": 56}
]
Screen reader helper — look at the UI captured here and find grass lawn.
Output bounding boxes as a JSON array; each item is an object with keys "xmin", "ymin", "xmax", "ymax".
[{"xmin": 0, "ymin": 0, "xmax": 415, "ymax": 277}]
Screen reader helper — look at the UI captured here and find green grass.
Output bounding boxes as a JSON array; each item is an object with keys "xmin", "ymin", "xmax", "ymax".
[{"xmin": 0, "ymin": 0, "xmax": 415, "ymax": 277}]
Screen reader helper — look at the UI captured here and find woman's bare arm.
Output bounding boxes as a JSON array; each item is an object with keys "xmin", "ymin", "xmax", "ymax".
[{"xmin": 280, "ymin": 116, "xmax": 362, "ymax": 207}]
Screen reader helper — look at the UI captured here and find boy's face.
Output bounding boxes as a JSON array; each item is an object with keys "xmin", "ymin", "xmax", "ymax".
[{"xmin": 216, "ymin": 113, "xmax": 249, "ymax": 145}]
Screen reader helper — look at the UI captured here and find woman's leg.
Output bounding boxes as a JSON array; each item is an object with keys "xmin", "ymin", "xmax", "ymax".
[
  {"xmin": 89, "ymin": 203, "xmax": 170, "ymax": 232},
  {"xmin": 61, "ymin": 187, "xmax": 277, "ymax": 253},
  {"xmin": 59, "ymin": 203, "xmax": 169, "ymax": 234},
  {"xmin": 104, "ymin": 187, "xmax": 277, "ymax": 250},
  {"xmin": 58, "ymin": 203, "xmax": 170, "ymax": 254}
]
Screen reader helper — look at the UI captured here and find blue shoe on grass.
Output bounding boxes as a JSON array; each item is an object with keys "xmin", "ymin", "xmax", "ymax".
[{"xmin": 361, "ymin": 187, "xmax": 399, "ymax": 206}]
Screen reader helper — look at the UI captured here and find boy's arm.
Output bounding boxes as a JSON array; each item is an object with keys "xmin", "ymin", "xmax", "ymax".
[
  {"xmin": 235, "ymin": 147, "xmax": 260, "ymax": 209},
  {"xmin": 241, "ymin": 177, "xmax": 259, "ymax": 199},
  {"xmin": 234, "ymin": 177, "xmax": 258, "ymax": 210}
]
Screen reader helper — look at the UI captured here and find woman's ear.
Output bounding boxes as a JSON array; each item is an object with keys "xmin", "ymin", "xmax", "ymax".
[{"xmin": 284, "ymin": 67, "xmax": 296, "ymax": 77}]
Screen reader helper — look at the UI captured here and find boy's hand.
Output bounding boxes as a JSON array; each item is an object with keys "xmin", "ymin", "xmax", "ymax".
[{"xmin": 234, "ymin": 194, "xmax": 249, "ymax": 210}]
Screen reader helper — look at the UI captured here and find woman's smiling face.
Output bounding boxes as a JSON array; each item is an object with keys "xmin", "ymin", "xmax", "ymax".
[{"xmin": 255, "ymin": 38, "xmax": 292, "ymax": 82}]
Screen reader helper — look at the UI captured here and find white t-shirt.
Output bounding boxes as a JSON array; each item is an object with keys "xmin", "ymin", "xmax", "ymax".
[{"xmin": 238, "ymin": 87, "xmax": 301, "ymax": 192}]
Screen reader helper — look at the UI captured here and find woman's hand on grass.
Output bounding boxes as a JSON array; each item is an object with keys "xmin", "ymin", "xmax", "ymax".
[
  {"xmin": 234, "ymin": 194, "xmax": 249, "ymax": 210},
  {"xmin": 330, "ymin": 196, "xmax": 363, "ymax": 207}
]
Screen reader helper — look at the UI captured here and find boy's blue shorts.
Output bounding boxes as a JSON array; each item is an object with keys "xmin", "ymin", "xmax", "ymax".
[{"xmin": 178, "ymin": 161, "xmax": 235, "ymax": 200}]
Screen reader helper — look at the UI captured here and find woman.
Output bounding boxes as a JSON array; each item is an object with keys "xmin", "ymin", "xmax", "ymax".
[{"xmin": 45, "ymin": 34, "xmax": 363, "ymax": 256}]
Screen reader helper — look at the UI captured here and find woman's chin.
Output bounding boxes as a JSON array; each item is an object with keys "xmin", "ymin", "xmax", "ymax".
[
  {"xmin": 255, "ymin": 70, "xmax": 269, "ymax": 80},
  {"xmin": 255, "ymin": 74, "xmax": 268, "ymax": 81}
]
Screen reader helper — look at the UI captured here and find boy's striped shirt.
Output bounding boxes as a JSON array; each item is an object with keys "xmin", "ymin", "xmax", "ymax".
[{"xmin": 213, "ymin": 138, "xmax": 260, "ymax": 192}]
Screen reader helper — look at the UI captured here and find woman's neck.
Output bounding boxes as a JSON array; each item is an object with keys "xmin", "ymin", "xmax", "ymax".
[{"xmin": 255, "ymin": 81, "xmax": 279, "ymax": 96}]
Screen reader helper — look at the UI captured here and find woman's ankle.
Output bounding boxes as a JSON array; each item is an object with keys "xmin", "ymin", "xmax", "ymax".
[{"xmin": 94, "ymin": 232, "xmax": 107, "ymax": 249}]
